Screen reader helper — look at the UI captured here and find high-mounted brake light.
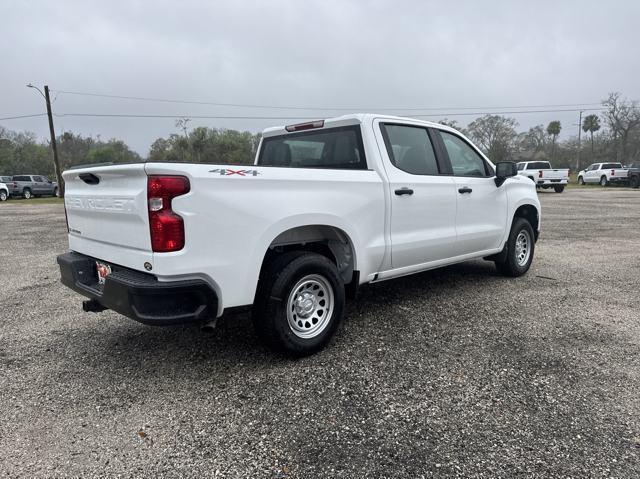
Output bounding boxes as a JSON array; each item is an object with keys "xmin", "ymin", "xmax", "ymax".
[
  {"xmin": 147, "ymin": 175, "xmax": 190, "ymax": 252},
  {"xmin": 285, "ymin": 120, "xmax": 324, "ymax": 132},
  {"xmin": 539, "ymin": 170, "xmax": 543, "ymax": 178}
]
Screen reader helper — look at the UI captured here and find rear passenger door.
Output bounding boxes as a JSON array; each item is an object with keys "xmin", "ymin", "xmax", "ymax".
[
  {"xmin": 375, "ymin": 121, "xmax": 457, "ymax": 270},
  {"xmin": 32, "ymin": 176, "xmax": 45, "ymax": 194},
  {"xmin": 434, "ymin": 130, "xmax": 508, "ymax": 256}
]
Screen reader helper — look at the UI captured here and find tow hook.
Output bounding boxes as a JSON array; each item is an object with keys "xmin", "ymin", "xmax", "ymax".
[{"xmin": 82, "ymin": 299, "xmax": 107, "ymax": 313}]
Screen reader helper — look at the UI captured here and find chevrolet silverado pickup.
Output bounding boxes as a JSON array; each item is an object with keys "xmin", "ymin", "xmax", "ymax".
[
  {"xmin": 516, "ymin": 161, "xmax": 569, "ymax": 193},
  {"xmin": 57, "ymin": 114, "xmax": 541, "ymax": 356},
  {"xmin": 577, "ymin": 162, "xmax": 628, "ymax": 186},
  {"xmin": 0, "ymin": 181, "xmax": 8, "ymax": 202}
]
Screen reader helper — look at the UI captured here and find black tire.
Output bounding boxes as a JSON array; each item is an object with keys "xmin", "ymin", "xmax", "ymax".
[
  {"xmin": 0, "ymin": 190, "xmax": 7, "ymax": 201},
  {"xmin": 23, "ymin": 188, "xmax": 32, "ymax": 199},
  {"xmin": 554, "ymin": 185, "xmax": 565, "ymax": 193},
  {"xmin": 252, "ymin": 251, "xmax": 345, "ymax": 356},
  {"xmin": 600, "ymin": 176, "xmax": 607, "ymax": 187},
  {"xmin": 630, "ymin": 175, "xmax": 639, "ymax": 189},
  {"xmin": 495, "ymin": 217, "xmax": 535, "ymax": 277},
  {"xmin": 577, "ymin": 176, "xmax": 585, "ymax": 185}
]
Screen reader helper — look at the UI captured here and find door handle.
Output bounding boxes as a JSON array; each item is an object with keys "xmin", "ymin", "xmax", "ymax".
[
  {"xmin": 395, "ymin": 188, "xmax": 414, "ymax": 196},
  {"xmin": 458, "ymin": 187, "xmax": 473, "ymax": 194}
]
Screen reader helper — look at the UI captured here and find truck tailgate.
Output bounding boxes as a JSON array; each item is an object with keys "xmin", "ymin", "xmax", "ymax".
[{"xmin": 63, "ymin": 164, "xmax": 153, "ymax": 271}]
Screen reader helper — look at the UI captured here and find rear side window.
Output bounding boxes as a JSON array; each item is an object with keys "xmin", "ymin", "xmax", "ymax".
[
  {"xmin": 13, "ymin": 176, "xmax": 31, "ymax": 181},
  {"xmin": 517, "ymin": 163, "xmax": 525, "ymax": 171},
  {"xmin": 258, "ymin": 125, "xmax": 367, "ymax": 169},
  {"xmin": 380, "ymin": 124, "xmax": 439, "ymax": 175}
]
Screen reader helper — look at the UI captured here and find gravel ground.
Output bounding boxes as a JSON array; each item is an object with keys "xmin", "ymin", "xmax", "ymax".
[{"xmin": 1, "ymin": 188, "xmax": 639, "ymax": 478}]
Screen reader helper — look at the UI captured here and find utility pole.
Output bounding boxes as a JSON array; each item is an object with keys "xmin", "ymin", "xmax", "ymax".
[
  {"xmin": 575, "ymin": 110, "xmax": 583, "ymax": 173},
  {"xmin": 27, "ymin": 84, "xmax": 64, "ymax": 197}
]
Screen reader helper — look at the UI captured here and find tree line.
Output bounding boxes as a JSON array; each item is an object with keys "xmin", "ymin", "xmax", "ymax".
[
  {"xmin": 1, "ymin": 92, "xmax": 639, "ymax": 177},
  {"xmin": 452, "ymin": 92, "xmax": 640, "ymax": 170}
]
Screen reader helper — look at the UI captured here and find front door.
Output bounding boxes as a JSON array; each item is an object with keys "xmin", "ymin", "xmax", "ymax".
[
  {"xmin": 374, "ymin": 121, "xmax": 457, "ymax": 270},
  {"xmin": 435, "ymin": 130, "xmax": 508, "ymax": 256}
]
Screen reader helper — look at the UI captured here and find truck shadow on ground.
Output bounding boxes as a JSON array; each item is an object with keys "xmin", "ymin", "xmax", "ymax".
[{"xmin": 46, "ymin": 259, "xmax": 505, "ymax": 374}]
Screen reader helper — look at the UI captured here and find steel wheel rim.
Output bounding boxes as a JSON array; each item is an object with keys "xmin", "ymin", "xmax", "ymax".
[
  {"xmin": 286, "ymin": 274, "xmax": 334, "ymax": 339},
  {"xmin": 515, "ymin": 230, "xmax": 531, "ymax": 267}
]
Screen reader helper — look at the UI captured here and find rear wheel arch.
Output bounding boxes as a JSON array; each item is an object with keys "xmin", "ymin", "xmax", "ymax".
[{"xmin": 258, "ymin": 225, "xmax": 358, "ymax": 287}]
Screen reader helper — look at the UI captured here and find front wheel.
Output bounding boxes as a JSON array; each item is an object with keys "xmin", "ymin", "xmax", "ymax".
[
  {"xmin": 554, "ymin": 185, "xmax": 565, "ymax": 193},
  {"xmin": 0, "ymin": 190, "xmax": 7, "ymax": 201},
  {"xmin": 600, "ymin": 176, "xmax": 608, "ymax": 187},
  {"xmin": 495, "ymin": 218, "xmax": 535, "ymax": 277},
  {"xmin": 252, "ymin": 251, "xmax": 345, "ymax": 356},
  {"xmin": 53, "ymin": 187, "xmax": 59, "ymax": 197}
]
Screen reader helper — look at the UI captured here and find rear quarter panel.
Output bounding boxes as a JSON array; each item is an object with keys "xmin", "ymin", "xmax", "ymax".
[{"xmin": 144, "ymin": 163, "xmax": 387, "ymax": 313}]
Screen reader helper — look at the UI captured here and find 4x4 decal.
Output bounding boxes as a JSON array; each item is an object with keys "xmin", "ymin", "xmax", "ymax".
[{"xmin": 209, "ymin": 168, "xmax": 260, "ymax": 177}]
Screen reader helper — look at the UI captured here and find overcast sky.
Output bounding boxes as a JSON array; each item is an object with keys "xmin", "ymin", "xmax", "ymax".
[{"xmin": 1, "ymin": 0, "xmax": 639, "ymax": 155}]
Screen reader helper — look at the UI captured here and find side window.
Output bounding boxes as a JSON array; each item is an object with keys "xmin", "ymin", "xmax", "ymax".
[
  {"xmin": 380, "ymin": 124, "xmax": 439, "ymax": 175},
  {"xmin": 440, "ymin": 131, "xmax": 489, "ymax": 177}
]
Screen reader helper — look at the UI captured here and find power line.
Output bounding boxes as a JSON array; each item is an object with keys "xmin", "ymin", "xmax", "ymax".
[
  {"xmin": 0, "ymin": 113, "xmax": 47, "ymax": 121},
  {"xmin": 46, "ymin": 107, "xmax": 604, "ymax": 120},
  {"xmin": 2, "ymin": 107, "xmax": 605, "ymax": 123},
  {"xmin": 53, "ymin": 89, "xmax": 604, "ymax": 112}
]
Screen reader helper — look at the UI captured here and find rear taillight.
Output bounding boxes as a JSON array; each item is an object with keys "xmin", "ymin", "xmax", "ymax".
[
  {"xmin": 147, "ymin": 175, "xmax": 190, "ymax": 252},
  {"xmin": 611, "ymin": 169, "xmax": 615, "ymax": 176},
  {"xmin": 539, "ymin": 170, "xmax": 543, "ymax": 178}
]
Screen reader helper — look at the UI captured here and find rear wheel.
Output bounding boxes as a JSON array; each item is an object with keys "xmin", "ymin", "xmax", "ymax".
[
  {"xmin": 554, "ymin": 185, "xmax": 565, "ymax": 193},
  {"xmin": 578, "ymin": 176, "xmax": 585, "ymax": 185},
  {"xmin": 495, "ymin": 217, "xmax": 535, "ymax": 277},
  {"xmin": 0, "ymin": 190, "xmax": 7, "ymax": 201},
  {"xmin": 630, "ymin": 175, "xmax": 639, "ymax": 189},
  {"xmin": 23, "ymin": 188, "xmax": 32, "ymax": 199},
  {"xmin": 252, "ymin": 251, "xmax": 345, "ymax": 356},
  {"xmin": 600, "ymin": 176, "xmax": 608, "ymax": 187}
]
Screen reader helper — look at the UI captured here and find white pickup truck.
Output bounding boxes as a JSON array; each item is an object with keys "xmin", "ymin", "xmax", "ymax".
[
  {"xmin": 577, "ymin": 162, "xmax": 628, "ymax": 186},
  {"xmin": 57, "ymin": 114, "xmax": 541, "ymax": 355},
  {"xmin": 516, "ymin": 161, "xmax": 569, "ymax": 193}
]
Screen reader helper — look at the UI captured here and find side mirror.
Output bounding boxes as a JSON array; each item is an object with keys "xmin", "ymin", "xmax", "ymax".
[{"xmin": 494, "ymin": 161, "xmax": 518, "ymax": 187}]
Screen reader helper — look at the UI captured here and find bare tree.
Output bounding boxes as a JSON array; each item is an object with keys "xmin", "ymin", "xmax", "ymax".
[{"xmin": 602, "ymin": 92, "xmax": 640, "ymax": 163}]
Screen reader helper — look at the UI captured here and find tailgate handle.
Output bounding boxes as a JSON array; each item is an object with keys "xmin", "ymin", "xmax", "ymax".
[{"xmin": 79, "ymin": 173, "xmax": 100, "ymax": 185}]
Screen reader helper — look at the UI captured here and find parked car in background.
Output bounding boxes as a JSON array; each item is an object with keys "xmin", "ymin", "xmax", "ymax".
[
  {"xmin": 626, "ymin": 163, "xmax": 640, "ymax": 188},
  {"xmin": 8, "ymin": 175, "xmax": 59, "ymax": 199},
  {"xmin": 0, "ymin": 181, "xmax": 8, "ymax": 201},
  {"xmin": 577, "ymin": 163, "xmax": 628, "ymax": 186},
  {"xmin": 57, "ymin": 114, "xmax": 541, "ymax": 356},
  {"xmin": 516, "ymin": 161, "xmax": 569, "ymax": 193}
]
